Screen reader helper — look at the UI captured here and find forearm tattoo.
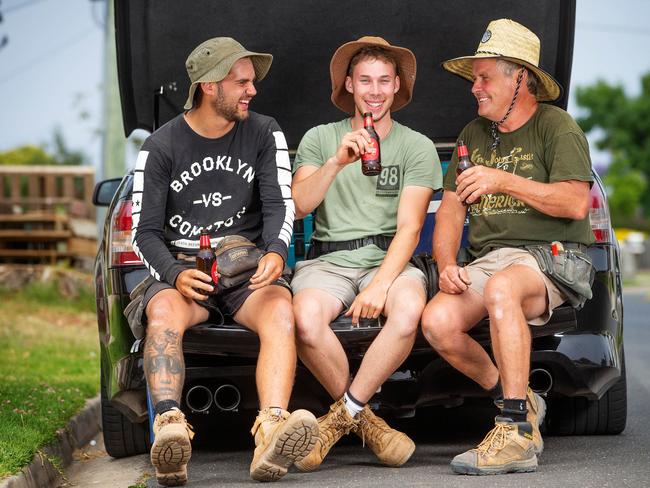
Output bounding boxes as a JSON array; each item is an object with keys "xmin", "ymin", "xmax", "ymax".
[{"xmin": 144, "ymin": 329, "xmax": 185, "ymax": 404}]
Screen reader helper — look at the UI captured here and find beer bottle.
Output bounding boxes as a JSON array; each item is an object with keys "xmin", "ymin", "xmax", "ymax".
[
  {"xmin": 361, "ymin": 112, "xmax": 381, "ymax": 176},
  {"xmin": 455, "ymin": 139, "xmax": 474, "ymax": 175},
  {"xmin": 196, "ymin": 229, "xmax": 217, "ymax": 295}
]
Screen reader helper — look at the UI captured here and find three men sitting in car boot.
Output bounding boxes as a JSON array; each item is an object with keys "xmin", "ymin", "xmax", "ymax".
[{"xmin": 128, "ymin": 18, "xmax": 593, "ymax": 486}]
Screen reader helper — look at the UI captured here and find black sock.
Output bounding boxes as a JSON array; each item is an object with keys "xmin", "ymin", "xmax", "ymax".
[
  {"xmin": 487, "ymin": 379, "xmax": 503, "ymax": 401},
  {"xmin": 502, "ymin": 398, "xmax": 527, "ymax": 422},
  {"xmin": 154, "ymin": 399, "xmax": 180, "ymax": 416}
]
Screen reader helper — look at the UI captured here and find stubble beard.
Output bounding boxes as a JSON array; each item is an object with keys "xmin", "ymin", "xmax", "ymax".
[{"xmin": 211, "ymin": 83, "xmax": 248, "ymax": 122}]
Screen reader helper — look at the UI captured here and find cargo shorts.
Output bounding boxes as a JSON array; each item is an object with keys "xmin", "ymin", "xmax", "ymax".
[
  {"xmin": 290, "ymin": 258, "xmax": 427, "ymax": 309},
  {"xmin": 465, "ymin": 247, "xmax": 567, "ymax": 325}
]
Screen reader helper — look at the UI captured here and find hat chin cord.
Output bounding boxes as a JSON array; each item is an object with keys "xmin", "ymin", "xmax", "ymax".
[{"xmin": 490, "ymin": 66, "xmax": 525, "ymax": 150}]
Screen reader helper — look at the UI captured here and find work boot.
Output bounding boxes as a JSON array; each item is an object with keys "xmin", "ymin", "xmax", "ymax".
[
  {"xmin": 249, "ymin": 408, "xmax": 318, "ymax": 482},
  {"xmin": 450, "ymin": 416, "xmax": 538, "ymax": 475},
  {"xmin": 526, "ymin": 387, "xmax": 546, "ymax": 455},
  {"xmin": 294, "ymin": 398, "xmax": 358, "ymax": 472},
  {"xmin": 150, "ymin": 408, "xmax": 195, "ymax": 486},
  {"xmin": 354, "ymin": 406, "xmax": 415, "ymax": 466}
]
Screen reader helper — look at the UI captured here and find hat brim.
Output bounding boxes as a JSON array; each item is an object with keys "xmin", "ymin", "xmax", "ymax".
[
  {"xmin": 442, "ymin": 54, "xmax": 562, "ymax": 102},
  {"xmin": 183, "ymin": 51, "xmax": 273, "ymax": 110},
  {"xmin": 330, "ymin": 39, "xmax": 417, "ymax": 114}
]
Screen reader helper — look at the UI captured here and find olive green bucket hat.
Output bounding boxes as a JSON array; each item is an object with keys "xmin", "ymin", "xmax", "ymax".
[{"xmin": 184, "ymin": 37, "xmax": 273, "ymax": 110}]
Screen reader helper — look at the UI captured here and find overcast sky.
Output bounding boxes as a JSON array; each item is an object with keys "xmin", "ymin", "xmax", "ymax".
[{"xmin": 1, "ymin": 0, "xmax": 649, "ymax": 171}]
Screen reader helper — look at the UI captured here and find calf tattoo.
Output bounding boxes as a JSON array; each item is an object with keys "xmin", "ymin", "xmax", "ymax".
[{"xmin": 144, "ymin": 328, "xmax": 185, "ymax": 404}]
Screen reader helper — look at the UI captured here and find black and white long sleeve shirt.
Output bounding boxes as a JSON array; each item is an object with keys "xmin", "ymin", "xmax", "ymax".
[{"xmin": 131, "ymin": 112, "xmax": 294, "ymax": 286}]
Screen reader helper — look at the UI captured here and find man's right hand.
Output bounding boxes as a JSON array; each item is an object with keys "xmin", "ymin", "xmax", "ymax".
[
  {"xmin": 175, "ymin": 268, "xmax": 214, "ymax": 300},
  {"xmin": 333, "ymin": 128, "xmax": 374, "ymax": 167},
  {"xmin": 439, "ymin": 263, "xmax": 472, "ymax": 294}
]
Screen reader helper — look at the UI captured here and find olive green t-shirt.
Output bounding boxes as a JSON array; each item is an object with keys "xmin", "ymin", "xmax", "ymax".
[
  {"xmin": 444, "ymin": 104, "xmax": 594, "ymax": 257},
  {"xmin": 294, "ymin": 118, "xmax": 442, "ymax": 267}
]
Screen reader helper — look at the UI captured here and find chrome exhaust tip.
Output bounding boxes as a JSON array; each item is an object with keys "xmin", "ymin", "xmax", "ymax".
[
  {"xmin": 529, "ymin": 368, "xmax": 553, "ymax": 394},
  {"xmin": 185, "ymin": 384, "xmax": 213, "ymax": 413},
  {"xmin": 214, "ymin": 384, "xmax": 241, "ymax": 412}
]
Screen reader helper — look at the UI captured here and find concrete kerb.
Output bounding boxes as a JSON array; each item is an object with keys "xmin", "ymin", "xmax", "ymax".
[{"xmin": 1, "ymin": 395, "xmax": 102, "ymax": 488}]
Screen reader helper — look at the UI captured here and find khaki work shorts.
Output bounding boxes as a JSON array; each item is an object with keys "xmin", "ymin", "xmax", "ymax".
[
  {"xmin": 465, "ymin": 247, "xmax": 567, "ymax": 326},
  {"xmin": 290, "ymin": 258, "xmax": 427, "ymax": 309}
]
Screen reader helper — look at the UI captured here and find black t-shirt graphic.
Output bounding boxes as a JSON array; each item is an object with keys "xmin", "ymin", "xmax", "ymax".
[{"xmin": 131, "ymin": 112, "xmax": 294, "ymax": 286}]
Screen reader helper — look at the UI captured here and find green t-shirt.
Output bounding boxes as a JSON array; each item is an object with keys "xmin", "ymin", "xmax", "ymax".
[
  {"xmin": 294, "ymin": 118, "xmax": 442, "ymax": 267},
  {"xmin": 443, "ymin": 104, "xmax": 594, "ymax": 257}
]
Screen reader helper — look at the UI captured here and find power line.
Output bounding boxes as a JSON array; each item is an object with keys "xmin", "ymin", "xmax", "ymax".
[{"xmin": 0, "ymin": 27, "xmax": 97, "ymax": 85}]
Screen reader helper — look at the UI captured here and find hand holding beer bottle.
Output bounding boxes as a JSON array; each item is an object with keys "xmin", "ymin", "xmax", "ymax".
[
  {"xmin": 455, "ymin": 140, "xmax": 474, "ymax": 205},
  {"xmin": 196, "ymin": 229, "xmax": 218, "ymax": 295},
  {"xmin": 361, "ymin": 112, "xmax": 381, "ymax": 176}
]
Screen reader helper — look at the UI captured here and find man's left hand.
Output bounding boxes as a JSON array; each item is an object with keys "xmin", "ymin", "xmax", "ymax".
[
  {"xmin": 248, "ymin": 252, "xmax": 284, "ymax": 290},
  {"xmin": 345, "ymin": 283, "xmax": 389, "ymax": 325},
  {"xmin": 456, "ymin": 165, "xmax": 508, "ymax": 204}
]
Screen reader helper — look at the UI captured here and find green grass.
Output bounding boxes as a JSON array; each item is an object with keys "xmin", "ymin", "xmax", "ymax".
[{"xmin": 0, "ymin": 278, "xmax": 99, "ymax": 478}]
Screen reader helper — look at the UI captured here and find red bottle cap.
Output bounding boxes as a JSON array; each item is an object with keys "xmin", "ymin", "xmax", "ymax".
[
  {"xmin": 457, "ymin": 141, "xmax": 469, "ymax": 158},
  {"xmin": 199, "ymin": 232, "xmax": 211, "ymax": 248}
]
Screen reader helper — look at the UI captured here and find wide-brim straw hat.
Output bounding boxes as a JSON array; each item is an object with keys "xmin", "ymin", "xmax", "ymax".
[
  {"xmin": 330, "ymin": 36, "xmax": 417, "ymax": 114},
  {"xmin": 184, "ymin": 37, "xmax": 273, "ymax": 110},
  {"xmin": 442, "ymin": 19, "xmax": 561, "ymax": 102}
]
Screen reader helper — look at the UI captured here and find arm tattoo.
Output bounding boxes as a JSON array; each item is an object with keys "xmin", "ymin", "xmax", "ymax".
[{"xmin": 144, "ymin": 328, "xmax": 185, "ymax": 405}]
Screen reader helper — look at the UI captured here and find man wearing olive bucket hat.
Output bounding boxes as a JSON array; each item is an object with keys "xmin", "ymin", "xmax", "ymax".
[
  {"xmin": 421, "ymin": 19, "xmax": 594, "ymax": 475},
  {"xmin": 128, "ymin": 37, "xmax": 318, "ymax": 485},
  {"xmin": 290, "ymin": 36, "xmax": 441, "ymax": 470}
]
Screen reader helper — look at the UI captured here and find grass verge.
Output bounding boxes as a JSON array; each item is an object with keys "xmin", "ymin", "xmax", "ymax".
[{"xmin": 0, "ymin": 278, "xmax": 98, "ymax": 478}]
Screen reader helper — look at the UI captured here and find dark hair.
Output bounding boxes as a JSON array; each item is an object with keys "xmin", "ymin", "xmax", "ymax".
[
  {"xmin": 347, "ymin": 46, "xmax": 398, "ymax": 77},
  {"xmin": 496, "ymin": 59, "xmax": 538, "ymax": 97},
  {"xmin": 192, "ymin": 83, "xmax": 205, "ymax": 108}
]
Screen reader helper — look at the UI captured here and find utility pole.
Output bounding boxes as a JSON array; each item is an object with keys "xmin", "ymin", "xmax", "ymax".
[{"xmin": 100, "ymin": 0, "xmax": 125, "ymax": 180}]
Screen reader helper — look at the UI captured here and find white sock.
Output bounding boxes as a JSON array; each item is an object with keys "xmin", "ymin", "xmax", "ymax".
[{"xmin": 343, "ymin": 391, "xmax": 364, "ymax": 418}]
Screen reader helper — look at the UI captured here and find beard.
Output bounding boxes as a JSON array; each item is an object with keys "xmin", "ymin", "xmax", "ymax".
[{"xmin": 210, "ymin": 83, "xmax": 248, "ymax": 122}]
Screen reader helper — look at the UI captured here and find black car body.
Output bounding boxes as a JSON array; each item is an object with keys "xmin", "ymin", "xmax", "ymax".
[{"xmin": 95, "ymin": 0, "xmax": 626, "ymax": 458}]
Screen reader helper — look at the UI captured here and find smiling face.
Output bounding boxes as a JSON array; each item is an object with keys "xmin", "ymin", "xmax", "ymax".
[
  {"xmin": 209, "ymin": 57, "xmax": 257, "ymax": 122},
  {"xmin": 345, "ymin": 56, "xmax": 400, "ymax": 123},
  {"xmin": 470, "ymin": 58, "xmax": 520, "ymax": 122}
]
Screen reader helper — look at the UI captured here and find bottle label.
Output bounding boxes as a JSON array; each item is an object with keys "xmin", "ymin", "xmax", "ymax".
[
  {"xmin": 362, "ymin": 139, "xmax": 379, "ymax": 161},
  {"xmin": 211, "ymin": 261, "xmax": 219, "ymax": 284}
]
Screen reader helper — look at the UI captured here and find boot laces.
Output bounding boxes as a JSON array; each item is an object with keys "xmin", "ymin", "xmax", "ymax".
[
  {"xmin": 318, "ymin": 409, "xmax": 357, "ymax": 453},
  {"xmin": 357, "ymin": 413, "xmax": 391, "ymax": 448},
  {"xmin": 477, "ymin": 422, "xmax": 510, "ymax": 454},
  {"xmin": 155, "ymin": 410, "xmax": 195, "ymax": 439}
]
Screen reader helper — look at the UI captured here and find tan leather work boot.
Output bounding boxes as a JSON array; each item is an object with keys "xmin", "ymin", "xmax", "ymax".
[
  {"xmin": 150, "ymin": 409, "xmax": 195, "ymax": 486},
  {"xmin": 354, "ymin": 406, "xmax": 415, "ymax": 466},
  {"xmin": 249, "ymin": 408, "xmax": 318, "ymax": 482},
  {"xmin": 526, "ymin": 387, "xmax": 546, "ymax": 455},
  {"xmin": 450, "ymin": 416, "xmax": 537, "ymax": 475},
  {"xmin": 294, "ymin": 398, "xmax": 358, "ymax": 472}
]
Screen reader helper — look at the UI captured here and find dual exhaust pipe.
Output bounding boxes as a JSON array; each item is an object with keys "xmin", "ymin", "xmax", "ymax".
[{"xmin": 185, "ymin": 384, "xmax": 241, "ymax": 413}]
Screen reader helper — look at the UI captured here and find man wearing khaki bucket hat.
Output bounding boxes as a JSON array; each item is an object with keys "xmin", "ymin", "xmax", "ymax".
[
  {"xmin": 421, "ymin": 19, "xmax": 594, "ymax": 475},
  {"xmin": 290, "ymin": 36, "xmax": 442, "ymax": 470},
  {"xmin": 128, "ymin": 37, "xmax": 318, "ymax": 485}
]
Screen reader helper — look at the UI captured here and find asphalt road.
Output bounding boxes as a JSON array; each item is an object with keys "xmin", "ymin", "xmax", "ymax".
[{"xmin": 64, "ymin": 290, "xmax": 650, "ymax": 487}]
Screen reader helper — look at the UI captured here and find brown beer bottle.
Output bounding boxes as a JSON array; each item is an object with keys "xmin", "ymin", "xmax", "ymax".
[
  {"xmin": 361, "ymin": 112, "xmax": 381, "ymax": 176},
  {"xmin": 196, "ymin": 229, "xmax": 217, "ymax": 295},
  {"xmin": 455, "ymin": 139, "xmax": 474, "ymax": 175}
]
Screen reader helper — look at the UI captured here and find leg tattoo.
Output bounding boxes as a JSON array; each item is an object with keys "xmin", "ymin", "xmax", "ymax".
[{"xmin": 144, "ymin": 329, "xmax": 185, "ymax": 405}]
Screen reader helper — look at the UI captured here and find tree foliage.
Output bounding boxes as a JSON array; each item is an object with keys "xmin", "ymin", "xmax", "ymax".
[
  {"xmin": 575, "ymin": 73, "xmax": 650, "ymax": 220},
  {"xmin": 0, "ymin": 128, "xmax": 87, "ymax": 166}
]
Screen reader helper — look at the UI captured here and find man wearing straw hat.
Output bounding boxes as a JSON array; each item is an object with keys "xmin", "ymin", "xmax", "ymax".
[
  {"xmin": 128, "ymin": 37, "xmax": 318, "ymax": 485},
  {"xmin": 421, "ymin": 19, "xmax": 594, "ymax": 474},
  {"xmin": 290, "ymin": 36, "xmax": 441, "ymax": 470}
]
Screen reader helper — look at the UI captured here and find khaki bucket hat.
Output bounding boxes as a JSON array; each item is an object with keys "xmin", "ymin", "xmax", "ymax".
[
  {"xmin": 330, "ymin": 36, "xmax": 417, "ymax": 114},
  {"xmin": 184, "ymin": 37, "xmax": 273, "ymax": 110},
  {"xmin": 442, "ymin": 19, "xmax": 561, "ymax": 102}
]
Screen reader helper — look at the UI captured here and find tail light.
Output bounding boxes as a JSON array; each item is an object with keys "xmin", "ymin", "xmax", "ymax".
[
  {"xmin": 109, "ymin": 199, "xmax": 143, "ymax": 266},
  {"xmin": 589, "ymin": 182, "xmax": 611, "ymax": 244}
]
